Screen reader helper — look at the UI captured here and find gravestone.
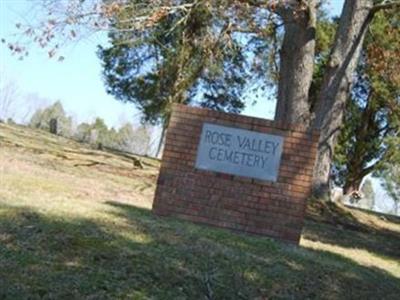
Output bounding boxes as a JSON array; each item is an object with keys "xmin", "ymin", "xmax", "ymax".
[
  {"xmin": 49, "ymin": 118, "xmax": 58, "ymax": 135},
  {"xmin": 152, "ymin": 104, "xmax": 320, "ymax": 243}
]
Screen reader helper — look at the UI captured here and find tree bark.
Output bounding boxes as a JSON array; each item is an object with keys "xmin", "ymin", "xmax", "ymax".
[
  {"xmin": 343, "ymin": 178, "xmax": 363, "ymax": 195},
  {"xmin": 274, "ymin": 0, "xmax": 316, "ymax": 125},
  {"xmin": 311, "ymin": 0, "xmax": 374, "ymax": 196},
  {"xmin": 155, "ymin": 123, "xmax": 167, "ymax": 159},
  {"xmin": 341, "ymin": 91, "xmax": 376, "ymax": 195}
]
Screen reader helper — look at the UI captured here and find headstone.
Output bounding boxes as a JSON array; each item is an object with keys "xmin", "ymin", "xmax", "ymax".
[
  {"xmin": 49, "ymin": 118, "xmax": 58, "ymax": 135},
  {"xmin": 89, "ymin": 129, "xmax": 98, "ymax": 144}
]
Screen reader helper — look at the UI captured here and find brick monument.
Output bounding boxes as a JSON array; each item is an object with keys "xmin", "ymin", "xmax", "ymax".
[{"xmin": 152, "ymin": 104, "xmax": 319, "ymax": 243}]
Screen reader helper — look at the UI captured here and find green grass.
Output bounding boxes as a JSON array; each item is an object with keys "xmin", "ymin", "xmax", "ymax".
[{"xmin": 1, "ymin": 123, "xmax": 400, "ymax": 299}]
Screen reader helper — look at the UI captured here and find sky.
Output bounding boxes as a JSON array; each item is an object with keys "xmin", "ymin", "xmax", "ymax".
[
  {"xmin": 1, "ymin": 0, "xmax": 344, "ymax": 128},
  {"xmin": 0, "ymin": 0, "xmax": 140, "ymax": 127}
]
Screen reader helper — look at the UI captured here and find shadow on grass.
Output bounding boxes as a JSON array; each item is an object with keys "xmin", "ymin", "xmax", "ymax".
[
  {"xmin": 1, "ymin": 202, "xmax": 399, "ymax": 300},
  {"xmin": 346, "ymin": 206, "xmax": 400, "ymax": 225},
  {"xmin": 305, "ymin": 201, "xmax": 400, "ymax": 260}
]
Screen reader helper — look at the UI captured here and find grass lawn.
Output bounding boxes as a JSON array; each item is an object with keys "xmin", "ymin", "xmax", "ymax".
[{"xmin": 1, "ymin": 123, "xmax": 399, "ymax": 299}]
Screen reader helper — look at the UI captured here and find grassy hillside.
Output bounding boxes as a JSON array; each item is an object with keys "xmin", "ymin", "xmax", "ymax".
[{"xmin": 1, "ymin": 123, "xmax": 399, "ymax": 299}]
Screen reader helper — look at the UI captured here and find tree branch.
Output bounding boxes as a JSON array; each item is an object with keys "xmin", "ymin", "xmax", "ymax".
[
  {"xmin": 371, "ymin": 0, "xmax": 400, "ymax": 14},
  {"xmin": 360, "ymin": 163, "xmax": 378, "ymax": 178}
]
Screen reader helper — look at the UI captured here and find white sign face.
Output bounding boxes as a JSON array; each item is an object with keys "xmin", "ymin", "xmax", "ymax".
[{"xmin": 195, "ymin": 123, "xmax": 284, "ymax": 182}]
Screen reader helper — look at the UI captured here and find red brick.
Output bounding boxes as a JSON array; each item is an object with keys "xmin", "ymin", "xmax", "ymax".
[{"xmin": 153, "ymin": 104, "xmax": 319, "ymax": 244}]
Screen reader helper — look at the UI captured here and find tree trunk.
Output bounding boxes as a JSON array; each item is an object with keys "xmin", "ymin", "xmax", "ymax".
[
  {"xmin": 311, "ymin": 0, "xmax": 374, "ymax": 196},
  {"xmin": 341, "ymin": 91, "xmax": 376, "ymax": 195},
  {"xmin": 343, "ymin": 178, "xmax": 363, "ymax": 195},
  {"xmin": 274, "ymin": 0, "xmax": 316, "ymax": 125},
  {"xmin": 155, "ymin": 123, "xmax": 167, "ymax": 159},
  {"xmin": 342, "ymin": 161, "xmax": 366, "ymax": 195}
]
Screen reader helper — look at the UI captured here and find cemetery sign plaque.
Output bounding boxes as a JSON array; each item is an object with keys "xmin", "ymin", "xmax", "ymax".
[{"xmin": 195, "ymin": 123, "xmax": 284, "ymax": 181}]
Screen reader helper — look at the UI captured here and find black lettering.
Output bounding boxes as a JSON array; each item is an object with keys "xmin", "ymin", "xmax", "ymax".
[
  {"xmin": 233, "ymin": 151, "xmax": 240, "ymax": 164},
  {"xmin": 271, "ymin": 142, "xmax": 279, "ymax": 155},
  {"xmin": 205, "ymin": 130, "xmax": 213, "ymax": 144},
  {"xmin": 260, "ymin": 155, "xmax": 268, "ymax": 168},
  {"xmin": 207, "ymin": 131, "xmax": 232, "ymax": 147},
  {"xmin": 217, "ymin": 148, "xmax": 224, "ymax": 161},
  {"xmin": 225, "ymin": 134, "xmax": 232, "ymax": 147},
  {"xmin": 211, "ymin": 131, "xmax": 219, "ymax": 145},
  {"xmin": 264, "ymin": 141, "xmax": 272, "ymax": 154},
  {"xmin": 241, "ymin": 152, "xmax": 247, "ymax": 165},
  {"xmin": 246, "ymin": 153, "xmax": 254, "ymax": 167},
  {"xmin": 224, "ymin": 149, "xmax": 233, "ymax": 162},
  {"xmin": 237, "ymin": 136, "xmax": 245, "ymax": 148},
  {"xmin": 209, "ymin": 147, "xmax": 218, "ymax": 160},
  {"xmin": 250, "ymin": 138, "xmax": 257, "ymax": 152}
]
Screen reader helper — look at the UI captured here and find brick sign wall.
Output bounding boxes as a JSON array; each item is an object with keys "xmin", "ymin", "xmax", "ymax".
[{"xmin": 152, "ymin": 104, "xmax": 319, "ymax": 243}]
